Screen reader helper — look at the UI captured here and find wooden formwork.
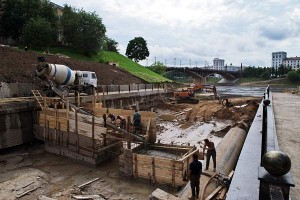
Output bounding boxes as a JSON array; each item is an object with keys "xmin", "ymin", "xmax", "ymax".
[
  {"xmin": 34, "ymin": 97, "xmax": 158, "ymax": 165},
  {"xmin": 34, "ymin": 98, "xmax": 122, "ymax": 165},
  {"xmin": 92, "ymin": 108, "xmax": 157, "ymax": 143},
  {"xmin": 119, "ymin": 143, "xmax": 199, "ymax": 187}
]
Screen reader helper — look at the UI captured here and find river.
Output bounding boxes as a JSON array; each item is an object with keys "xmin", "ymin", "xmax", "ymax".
[{"xmin": 216, "ymin": 85, "xmax": 295, "ymax": 97}]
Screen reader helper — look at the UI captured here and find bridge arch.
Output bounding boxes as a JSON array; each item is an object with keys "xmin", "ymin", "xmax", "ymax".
[{"xmin": 165, "ymin": 67, "xmax": 242, "ymax": 83}]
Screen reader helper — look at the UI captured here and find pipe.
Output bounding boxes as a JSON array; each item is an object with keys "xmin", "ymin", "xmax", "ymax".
[{"xmin": 178, "ymin": 126, "xmax": 247, "ymax": 200}]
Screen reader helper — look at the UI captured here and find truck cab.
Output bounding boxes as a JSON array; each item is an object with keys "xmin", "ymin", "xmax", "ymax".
[{"xmin": 80, "ymin": 71, "xmax": 97, "ymax": 88}]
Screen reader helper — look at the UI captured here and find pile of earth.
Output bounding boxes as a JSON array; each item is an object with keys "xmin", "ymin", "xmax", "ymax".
[
  {"xmin": 0, "ymin": 45, "xmax": 146, "ymax": 85},
  {"xmin": 185, "ymin": 97, "xmax": 260, "ymax": 126}
]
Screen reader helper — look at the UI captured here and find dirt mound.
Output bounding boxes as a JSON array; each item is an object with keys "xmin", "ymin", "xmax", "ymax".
[
  {"xmin": 0, "ymin": 46, "xmax": 146, "ymax": 85},
  {"xmin": 186, "ymin": 97, "xmax": 260, "ymax": 125}
]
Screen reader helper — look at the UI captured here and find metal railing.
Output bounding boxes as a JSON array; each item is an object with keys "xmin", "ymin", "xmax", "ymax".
[
  {"xmin": 98, "ymin": 83, "xmax": 165, "ymax": 94},
  {"xmin": 259, "ymin": 85, "xmax": 295, "ymax": 200}
]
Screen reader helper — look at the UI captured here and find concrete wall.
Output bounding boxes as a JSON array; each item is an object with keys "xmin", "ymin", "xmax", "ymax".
[
  {"xmin": 0, "ymin": 83, "xmax": 36, "ymax": 98},
  {"xmin": 0, "ymin": 100, "xmax": 35, "ymax": 149}
]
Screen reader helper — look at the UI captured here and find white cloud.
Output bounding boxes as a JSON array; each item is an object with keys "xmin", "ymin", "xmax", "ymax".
[{"xmin": 52, "ymin": 0, "xmax": 300, "ymax": 67}]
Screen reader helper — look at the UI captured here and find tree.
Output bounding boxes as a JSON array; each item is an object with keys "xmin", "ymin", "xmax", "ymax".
[
  {"xmin": 60, "ymin": 5, "xmax": 79, "ymax": 45},
  {"xmin": 103, "ymin": 37, "xmax": 119, "ymax": 53},
  {"xmin": 23, "ymin": 17, "xmax": 56, "ymax": 48},
  {"xmin": 0, "ymin": 0, "xmax": 58, "ymax": 44},
  {"xmin": 0, "ymin": 0, "xmax": 25, "ymax": 42},
  {"xmin": 261, "ymin": 71, "xmax": 270, "ymax": 80},
  {"xmin": 148, "ymin": 61, "xmax": 166, "ymax": 75},
  {"xmin": 277, "ymin": 65, "xmax": 285, "ymax": 77},
  {"xmin": 125, "ymin": 37, "xmax": 149, "ymax": 62},
  {"xmin": 287, "ymin": 71, "xmax": 300, "ymax": 82},
  {"xmin": 61, "ymin": 6, "xmax": 106, "ymax": 56}
]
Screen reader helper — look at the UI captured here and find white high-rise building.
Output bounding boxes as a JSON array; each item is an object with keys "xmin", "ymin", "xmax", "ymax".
[
  {"xmin": 282, "ymin": 57, "xmax": 300, "ymax": 70},
  {"xmin": 272, "ymin": 52, "xmax": 287, "ymax": 68},
  {"xmin": 213, "ymin": 58, "xmax": 225, "ymax": 70}
]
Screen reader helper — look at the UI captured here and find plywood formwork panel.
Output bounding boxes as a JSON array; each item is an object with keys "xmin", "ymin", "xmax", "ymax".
[{"xmin": 120, "ymin": 144, "xmax": 197, "ymax": 187}]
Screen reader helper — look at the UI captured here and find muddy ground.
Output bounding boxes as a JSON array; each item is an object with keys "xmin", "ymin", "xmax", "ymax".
[
  {"xmin": 0, "ymin": 45, "xmax": 145, "ymax": 85},
  {"xmin": 0, "ymin": 96, "xmax": 260, "ymax": 200}
]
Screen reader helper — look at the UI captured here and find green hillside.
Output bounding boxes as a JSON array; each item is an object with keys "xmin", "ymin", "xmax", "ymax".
[
  {"xmin": 33, "ymin": 46, "xmax": 171, "ymax": 83},
  {"xmin": 98, "ymin": 51, "xmax": 171, "ymax": 83}
]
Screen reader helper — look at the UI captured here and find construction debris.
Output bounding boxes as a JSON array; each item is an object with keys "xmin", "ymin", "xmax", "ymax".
[
  {"xmin": 78, "ymin": 178, "xmax": 101, "ymax": 189},
  {"xmin": 16, "ymin": 187, "xmax": 39, "ymax": 198}
]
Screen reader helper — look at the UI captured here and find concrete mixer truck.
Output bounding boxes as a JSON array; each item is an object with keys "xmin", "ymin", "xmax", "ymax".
[{"xmin": 35, "ymin": 57, "xmax": 97, "ymax": 96}]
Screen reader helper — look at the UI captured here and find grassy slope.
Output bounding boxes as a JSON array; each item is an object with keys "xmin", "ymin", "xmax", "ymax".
[
  {"xmin": 98, "ymin": 51, "xmax": 171, "ymax": 83},
  {"xmin": 33, "ymin": 46, "xmax": 171, "ymax": 83},
  {"xmin": 237, "ymin": 77, "xmax": 300, "ymax": 86}
]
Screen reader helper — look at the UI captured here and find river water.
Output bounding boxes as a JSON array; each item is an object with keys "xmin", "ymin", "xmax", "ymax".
[{"xmin": 216, "ymin": 85, "xmax": 294, "ymax": 97}]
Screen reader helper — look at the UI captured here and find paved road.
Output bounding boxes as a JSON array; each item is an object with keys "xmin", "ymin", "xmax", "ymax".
[{"xmin": 273, "ymin": 92, "xmax": 300, "ymax": 200}]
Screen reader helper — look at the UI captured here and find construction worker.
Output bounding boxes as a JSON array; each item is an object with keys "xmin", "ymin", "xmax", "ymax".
[
  {"xmin": 133, "ymin": 109, "xmax": 141, "ymax": 133},
  {"xmin": 203, "ymin": 139, "xmax": 216, "ymax": 172},
  {"xmin": 188, "ymin": 153, "xmax": 202, "ymax": 200},
  {"xmin": 117, "ymin": 115, "xmax": 126, "ymax": 130},
  {"xmin": 106, "ymin": 113, "xmax": 116, "ymax": 123}
]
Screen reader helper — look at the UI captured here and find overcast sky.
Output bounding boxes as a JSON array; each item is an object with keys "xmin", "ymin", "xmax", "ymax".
[{"xmin": 51, "ymin": 0, "xmax": 300, "ymax": 67}]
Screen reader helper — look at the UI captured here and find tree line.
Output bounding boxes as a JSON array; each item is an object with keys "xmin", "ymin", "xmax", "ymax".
[
  {"xmin": 0, "ymin": 0, "xmax": 151, "ymax": 61},
  {"xmin": 0, "ymin": 0, "xmax": 118, "ymax": 56}
]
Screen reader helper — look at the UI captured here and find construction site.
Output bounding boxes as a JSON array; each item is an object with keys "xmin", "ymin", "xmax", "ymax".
[{"xmin": 0, "ymin": 46, "xmax": 296, "ymax": 200}]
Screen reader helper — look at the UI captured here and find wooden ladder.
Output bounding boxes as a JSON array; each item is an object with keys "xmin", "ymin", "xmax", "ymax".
[{"xmin": 31, "ymin": 90, "xmax": 45, "ymax": 109}]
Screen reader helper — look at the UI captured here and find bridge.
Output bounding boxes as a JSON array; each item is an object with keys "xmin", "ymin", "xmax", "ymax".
[{"xmin": 165, "ymin": 67, "xmax": 243, "ymax": 83}]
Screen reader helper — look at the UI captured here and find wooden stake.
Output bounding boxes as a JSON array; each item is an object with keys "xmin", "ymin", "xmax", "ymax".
[
  {"xmin": 43, "ymin": 97, "xmax": 47, "ymax": 140},
  {"xmin": 171, "ymin": 159, "xmax": 175, "ymax": 188},
  {"xmin": 55, "ymin": 109, "xmax": 57, "ymax": 144},
  {"xmin": 75, "ymin": 109, "xmax": 79, "ymax": 152},
  {"xmin": 152, "ymin": 157, "xmax": 156, "ymax": 185},
  {"xmin": 127, "ymin": 116, "xmax": 131, "ymax": 149},
  {"xmin": 67, "ymin": 100, "xmax": 70, "ymax": 147},
  {"xmin": 92, "ymin": 115, "xmax": 95, "ymax": 157}
]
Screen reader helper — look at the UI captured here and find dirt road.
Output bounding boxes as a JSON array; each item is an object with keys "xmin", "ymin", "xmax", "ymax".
[{"xmin": 272, "ymin": 92, "xmax": 300, "ymax": 200}]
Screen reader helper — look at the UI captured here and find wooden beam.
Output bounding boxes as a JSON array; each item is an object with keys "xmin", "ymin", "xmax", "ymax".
[
  {"xmin": 78, "ymin": 177, "xmax": 100, "ymax": 189},
  {"xmin": 179, "ymin": 148, "xmax": 198, "ymax": 161},
  {"xmin": 205, "ymin": 186, "xmax": 223, "ymax": 200}
]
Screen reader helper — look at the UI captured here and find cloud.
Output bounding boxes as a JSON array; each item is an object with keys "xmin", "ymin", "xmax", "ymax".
[{"xmin": 52, "ymin": 0, "xmax": 300, "ymax": 67}]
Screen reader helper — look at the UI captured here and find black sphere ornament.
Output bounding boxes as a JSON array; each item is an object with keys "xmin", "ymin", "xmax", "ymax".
[
  {"xmin": 263, "ymin": 99, "xmax": 270, "ymax": 106},
  {"xmin": 262, "ymin": 150, "xmax": 291, "ymax": 176}
]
